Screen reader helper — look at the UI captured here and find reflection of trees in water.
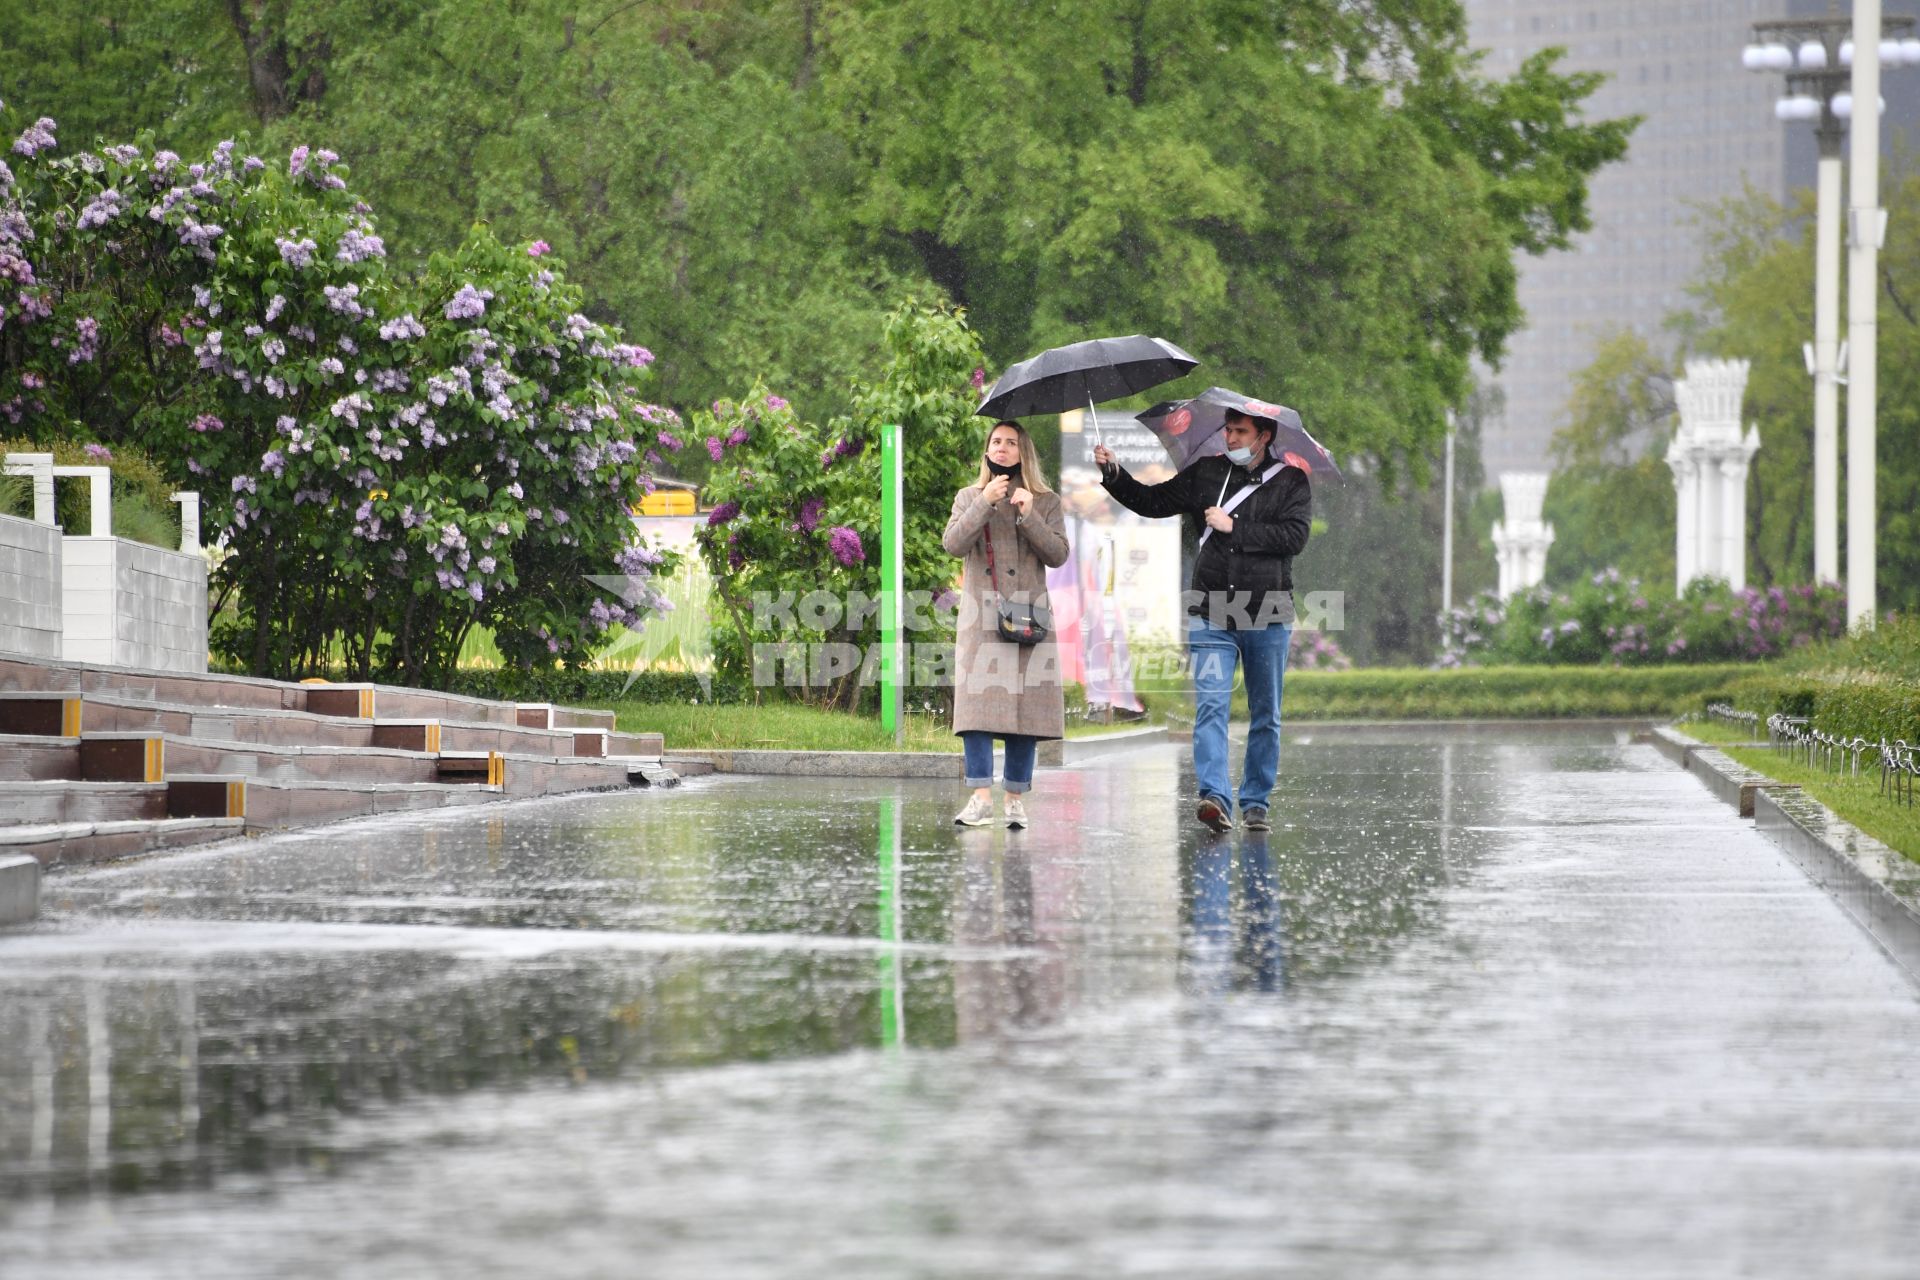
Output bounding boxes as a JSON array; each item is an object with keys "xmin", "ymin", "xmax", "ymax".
[{"xmin": 0, "ymin": 948, "xmax": 888, "ymax": 1198}]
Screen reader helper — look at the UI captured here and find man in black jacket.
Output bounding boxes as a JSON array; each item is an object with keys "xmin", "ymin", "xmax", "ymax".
[{"xmin": 1095, "ymin": 409, "xmax": 1312, "ymax": 833}]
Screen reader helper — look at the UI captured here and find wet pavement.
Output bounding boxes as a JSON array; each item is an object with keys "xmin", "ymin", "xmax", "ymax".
[{"xmin": 3, "ymin": 727, "xmax": 1919, "ymax": 1278}]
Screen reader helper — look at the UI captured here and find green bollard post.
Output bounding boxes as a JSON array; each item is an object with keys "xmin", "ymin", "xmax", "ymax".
[{"xmin": 880, "ymin": 422, "xmax": 904, "ymax": 744}]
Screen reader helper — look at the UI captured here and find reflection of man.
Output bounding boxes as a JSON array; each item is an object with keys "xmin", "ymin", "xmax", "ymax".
[
  {"xmin": 1095, "ymin": 409, "xmax": 1312, "ymax": 834},
  {"xmin": 1183, "ymin": 832, "xmax": 1286, "ymax": 994}
]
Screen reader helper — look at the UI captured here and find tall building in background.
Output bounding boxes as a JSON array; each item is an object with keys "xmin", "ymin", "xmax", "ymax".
[{"xmin": 1461, "ymin": 0, "xmax": 1917, "ymax": 480}]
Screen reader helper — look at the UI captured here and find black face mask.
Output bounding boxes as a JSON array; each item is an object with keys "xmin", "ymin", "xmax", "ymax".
[{"xmin": 986, "ymin": 457, "xmax": 1023, "ymax": 481}]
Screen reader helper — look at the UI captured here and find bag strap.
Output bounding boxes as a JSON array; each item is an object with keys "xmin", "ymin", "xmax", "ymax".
[
  {"xmin": 983, "ymin": 507, "xmax": 1004, "ymax": 597},
  {"xmin": 1198, "ymin": 461, "xmax": 1285, "ymax": 548}
]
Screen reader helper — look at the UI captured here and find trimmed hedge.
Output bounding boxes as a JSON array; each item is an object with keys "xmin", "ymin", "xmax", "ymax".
[
  {"xmin": 1282, "ymin": 664, "xmax": 1759, "ymax": 721},
  {"xmin": 1716, "ymin": 670, "xmax": 1920, "ymax": 744}
]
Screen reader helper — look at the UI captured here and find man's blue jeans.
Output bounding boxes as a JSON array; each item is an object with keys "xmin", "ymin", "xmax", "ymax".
[
  {"xmin": 961, "ymin": 731, "xmax": 1037, "ymax": 793},
  {"xmin": 1186, "ymin": 617, "xmax": 1292, "ymax": 814}
]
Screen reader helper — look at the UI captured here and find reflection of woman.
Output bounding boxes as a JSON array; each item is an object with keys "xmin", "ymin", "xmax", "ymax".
[{"xmin": 942, "ymin": 420, "xmax": 1070, "ymax": 829}]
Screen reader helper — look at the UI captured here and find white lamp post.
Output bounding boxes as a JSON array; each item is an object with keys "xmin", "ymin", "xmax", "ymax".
[
  {"xmin": 1847, "ymin": 0, "xmax": 1886, "ymax": 629},
  {"xmin": 1742, "ymin": 8, "xmax": 1913, "ymax": 610}
]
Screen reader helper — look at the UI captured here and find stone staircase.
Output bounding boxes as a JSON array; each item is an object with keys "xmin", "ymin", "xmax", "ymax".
[{"xmin": 0, "ymin": 655, "xmax": 676, "ymax": 867}]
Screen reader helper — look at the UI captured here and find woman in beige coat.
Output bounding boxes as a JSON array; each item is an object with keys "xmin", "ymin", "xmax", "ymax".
[{"xmin": 942, "ymin": 420, "xmax": 1069, "ymax": 829}]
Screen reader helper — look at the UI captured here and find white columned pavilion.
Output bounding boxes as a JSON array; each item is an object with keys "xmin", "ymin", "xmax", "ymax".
[
  {"xmin": 1666, "ymin": 358, "xmax": 1761, "ymax": 593},
  {"xmin": 1492, "ymin": 472, "xmax": 1554, "ymax": 599}
]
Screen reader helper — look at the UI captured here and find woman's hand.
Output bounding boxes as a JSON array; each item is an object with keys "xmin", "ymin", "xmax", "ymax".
[
  {"xmin": 1092, "ymin": 444, "xmax": 1115, "ymax": 470},
  {"xmin": 982, "ymin": 474, "xmax": 1011, "ymax": 506},
  {"xmin": 1203, "ymin": 507, "xmax": 1234, "ymax": 534},
  {"xmin": 1010, "ymin": 487, "xmax": 1033, "ymax": 517}
]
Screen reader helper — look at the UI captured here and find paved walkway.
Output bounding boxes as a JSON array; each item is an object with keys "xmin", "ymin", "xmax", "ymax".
[{"xmin": 2, "ymin": 729, "xmax": 1917, "ymax": 1278}]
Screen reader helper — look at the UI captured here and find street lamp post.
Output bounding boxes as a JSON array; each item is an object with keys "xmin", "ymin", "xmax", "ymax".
[
  {"xmin": 1846, "ymin": 0, "xmax": 1888, "ymax": 630},
  {"xmin": 1743, "ymin": 10, "xmax": 1915, "ymax": 615}
]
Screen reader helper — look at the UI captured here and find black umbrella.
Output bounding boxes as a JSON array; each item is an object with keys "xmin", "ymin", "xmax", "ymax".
[
  {"xmin": 1136, "ymin": 386, "xmax": 1343, "ymax": 487},
  {"xmin": 975, "ymin": 334, "xmax": 1199, "ymax": 444}
]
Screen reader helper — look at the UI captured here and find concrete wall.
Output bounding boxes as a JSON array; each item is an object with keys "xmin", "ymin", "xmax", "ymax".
[
  {"xmin": 0, "ymin": 511, "xmax": 64, "ymax": 660},
  {"xmin": 62, "ymin": 537, "xmax": 209, "ymax": 674}
]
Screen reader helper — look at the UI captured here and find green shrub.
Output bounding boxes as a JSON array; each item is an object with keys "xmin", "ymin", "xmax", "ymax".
[
  {"xmin": 1283, "ymin": 663, "xmax": 1757, "ymax": 720},
  {"xmin": 1441, "ymin": 572, "xmax": 1848, "ymax": 666}
]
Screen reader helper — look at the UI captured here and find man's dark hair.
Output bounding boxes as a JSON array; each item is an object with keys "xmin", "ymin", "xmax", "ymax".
[{"xmin": 1224, "ymin": 407, "xmax": 1277, "ymax": 448}]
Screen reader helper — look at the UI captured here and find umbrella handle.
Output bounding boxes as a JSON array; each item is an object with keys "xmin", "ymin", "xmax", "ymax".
[{"xmin": 1088, "ymin": 392, "xmax": 1103, "ymax": 452}]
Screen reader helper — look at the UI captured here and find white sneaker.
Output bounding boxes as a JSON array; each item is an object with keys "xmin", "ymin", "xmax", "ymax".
[
  {"xmin": 1005, "ymin": 796, "xmax": 1027, "ymax": 829},
  {"xmin": 954, "ymin": 794, "xmax": 994, "ymax": 827}
]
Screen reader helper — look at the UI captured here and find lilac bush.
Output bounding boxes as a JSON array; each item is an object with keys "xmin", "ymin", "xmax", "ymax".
[
  {"xmin": 0, "ymin": 104, "xmax": 675, "ymax": 684},
  {"xmin": 1438, "ymin": 569, "xmax": 1848, "ymax": 667}
]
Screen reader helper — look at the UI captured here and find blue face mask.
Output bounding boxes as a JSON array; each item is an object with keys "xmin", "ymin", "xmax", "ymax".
[{"xmin": 1225, "ymin": 445, "xmax": 1256, "ymax": 466}]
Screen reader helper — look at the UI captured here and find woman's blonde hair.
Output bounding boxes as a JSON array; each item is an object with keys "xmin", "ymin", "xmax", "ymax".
[{"xmin": 973, "ymin": 420, "xmax": 1054, "ymax": 494}]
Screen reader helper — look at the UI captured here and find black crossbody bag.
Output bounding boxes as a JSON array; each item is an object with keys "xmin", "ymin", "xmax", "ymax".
[{"xmin": 983, "ymin": 522, "xmax": 1051, "ymax": 646}]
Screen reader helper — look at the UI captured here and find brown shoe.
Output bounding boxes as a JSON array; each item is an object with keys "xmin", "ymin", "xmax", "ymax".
[{"xmin": 1196, "ymin": 796, "xmax": 1233, "ymax": 833}]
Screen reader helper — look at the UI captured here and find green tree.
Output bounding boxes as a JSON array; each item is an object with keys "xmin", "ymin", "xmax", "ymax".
[
  {"xmin": 1541, "ymin": 330, "xmax": 1676, "ymax": 591},
  {"xmin": 818, "ymin": 0, "xmax": 1633, "ymax": 474}
]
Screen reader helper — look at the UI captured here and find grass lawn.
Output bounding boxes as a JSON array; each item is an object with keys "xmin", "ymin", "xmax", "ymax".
[
  {"xmin": 610, "ymin": 700, "xmax": 1172, "ymax": 753},
  {"xmin": 1672, "ymin": 720, "xmax": 1920, "ymax": 862}
]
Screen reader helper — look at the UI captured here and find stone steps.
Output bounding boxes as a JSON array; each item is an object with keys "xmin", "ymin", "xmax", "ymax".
[
  {"xmin": 0, "ymin": 779, "xmax": 168, "ymax": 824},
  {"xmin": 0, "ymin": 655, "xmax": 677, "ymax": 866}
]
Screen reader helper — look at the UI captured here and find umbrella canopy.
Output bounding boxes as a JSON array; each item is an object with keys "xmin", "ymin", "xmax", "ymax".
[
  {"xmin": 975, "ymin": 334, "xmax": 1199, "ymax": 420},
  {"xmin": 1135, "ymin": 386, "xmax": 1342, "ymax": 482}
]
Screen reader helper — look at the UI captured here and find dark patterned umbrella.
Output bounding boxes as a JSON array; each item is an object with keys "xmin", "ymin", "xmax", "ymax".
[
  {"xmin": 974, "ymin": 335, "xmax": 1199, "ymax": 434},
  {"xmin": 1136, "ymin": 385, "xmax": 1342, "ymax": 482}
]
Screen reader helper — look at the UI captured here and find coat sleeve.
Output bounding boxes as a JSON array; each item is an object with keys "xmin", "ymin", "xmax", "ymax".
[
  {"xmin": 1017, "ymin": 493, "xmax": 1070, "ymax": 568},
  {"xmin": 942, "ymin": 486, "xmax": 993, "ymax": 557},
  {"xmin": 1101, "ymin": 462, "xmax": 1196, "ymax": 520},
  {"xmin": 1229, "ymin": 469, "xmax": 1312, "ymax": 558}
]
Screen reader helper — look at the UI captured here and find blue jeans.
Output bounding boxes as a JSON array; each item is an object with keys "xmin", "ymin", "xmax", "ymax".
[
  {"xmin": 1187, "ymin": 618, "xmax": 1291, "ymax": 814},
  {"xmin": 961, "ymin": 731, "xmax": 1038, "ymax": 793}
]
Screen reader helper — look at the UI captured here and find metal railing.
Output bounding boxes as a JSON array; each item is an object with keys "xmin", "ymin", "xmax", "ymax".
[{"xmin": 1763, "ymin": 712, "xmax": 1918, "ymax": 808}]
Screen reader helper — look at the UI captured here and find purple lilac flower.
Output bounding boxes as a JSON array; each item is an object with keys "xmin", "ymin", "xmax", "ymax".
[
  {"xmin": 264, "ymin": 294, "xmax": 287, "ymax": 323},
  {"xmin": 706, "ymin": 437, "xmax": 724, "ymax": 462},
  {"xmin": 707, "ymin": 501, "xmax": 741, "ymax": 527},
  {"xmin": 82, "ymin": 442, "xmax": 112, "ymax": 460},
  {"xmin": 323, "ymin": 283, "xmax": 366, "ymax": 316},
  {"xmin": 765, "ymin": 394, "xmax": 788, "ymax": 410},
  {"xmin": 379, "ymin": 314, "xmax": 425, "ymax": 342},
  {"xmin": 528, "ymin": 240, "xmax": 551, "ymax": 257},
  {"xmin": 189, "ymin": 413, "xmax": 223, "ymax": 434},
  {"xmin": 261, "ymin": 449, "xmax": 286, "ymax": 477},
  {"xmin": 444, "ymin": 284, "xmax": 493, "ymax": 321},
  {"xmin": 104, "ymin": 143, "xmax": 140, "ymax": 165},
  {"xmin": 67, "ymin": 316, "xmax": 99, "ymax": 364},
  {"xmin": 727, "ymin": 426, "xmax": 749, "ymax": 447},
  {"xmin": 795, "ymin": 495, "xmax": 825, "ymax": 533},
  {"xmin": 971, "ymin": 367, "xmax": 986, "ymax": 390},
  {"xmin": 12, "ymin": 118, "xmax": 56, "ymax": 157},
  {"xmin": 656, "ymin": 430, "xmax": 683, "ymax": 451},
  {"xmin": 77, "ymin": 189, "xmax": 126, "ymax": 230},
  {"xmin": 336, "ymin": 226, "xmax": 385, "ymax": 263},
  {"xmin": 288, "ymin": 145, "xmax": 309, "ymax": 177},
  {"xmin": 827, "ymin": 526, "xmax": 865, "ymax": 566},
  {"xmin": 277, "ymin": 236, "xmax": 317, "ymax": 269}
]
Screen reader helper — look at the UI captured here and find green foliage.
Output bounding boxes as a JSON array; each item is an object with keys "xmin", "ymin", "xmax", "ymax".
[
  {"xmin": 1542, "ymin": 330, "xmax": 1676, "ymax": 589},
  {"xmin": 0, "ymin": 0, "xmax": 1632, "ymax": 474},
  {"xmin": 689, "ymin": 300, "xmax": 985, "ymax": 704},
  {"xmin": 1711, "ymin": 613, "xmax": 1920, "ymax": 743},
  {"xmin": 1283, "ymin": 663, "xmax": 1756, "ymax": 721},
  {"xmin": 1296, "ymin": 379, "xmax": 1496, "ymax": 666}
]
